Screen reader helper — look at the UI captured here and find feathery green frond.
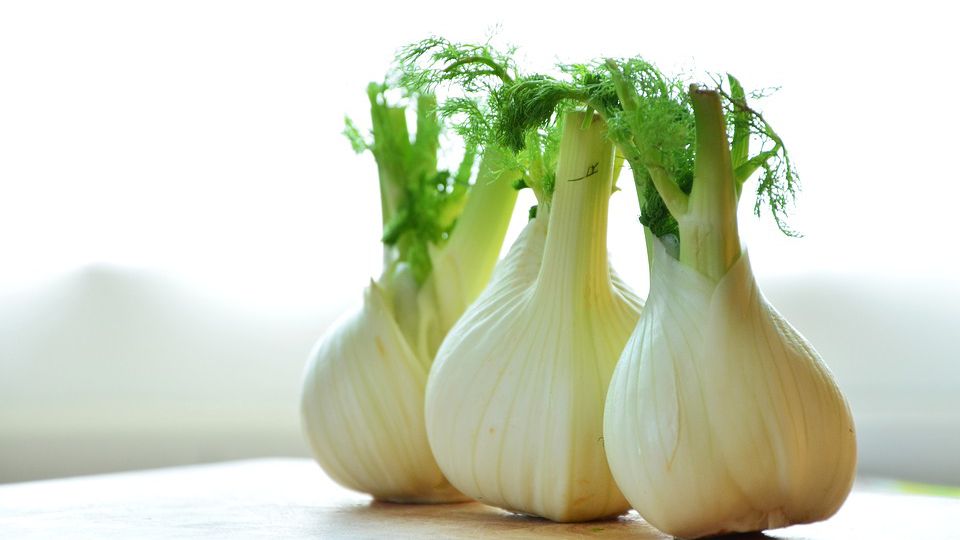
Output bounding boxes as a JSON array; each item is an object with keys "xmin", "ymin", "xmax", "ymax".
[
  {"xmin": 601, "ymin": 62, "xmax": 799, "ymax": 239},
  {"xmin": 585, "ymin": 59, "xmax": 695, "ymax": 238},
  {"xmin": 436, "ymin": 97, "xmax": 491, "ymax": 149},
  {"xmin": 396, "ymin": 36, "xmax": 562, "ymax": 207},
  {"xmin": 397, "ymin": 36, "xmax": 516, "ymax": 93},
  {"xmin": 355, "ymin": 82, "xmax": 479, "ymax": 284},
  {"xmin": 396, "ymin": 37, "xmax": 518, "ymax": 161},
  {"xmin": 728, "ymin": 74, "xmax": 750, "ymax": 180},
  {"xmin": 715, "ymin": 76, "xmax": 800, "ymax": 236},
  {"xmin": 491, "ymin": 75, "xmax": 585, "ymax": 152},
  {"xmin": 343, "ymin": 116, "xmax": 369, "ymax": 153}
]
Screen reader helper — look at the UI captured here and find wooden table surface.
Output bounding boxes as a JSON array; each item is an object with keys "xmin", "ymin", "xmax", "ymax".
[{"xmin": 1, "ymin": 458, "xmax": 958, "ymax": 539}]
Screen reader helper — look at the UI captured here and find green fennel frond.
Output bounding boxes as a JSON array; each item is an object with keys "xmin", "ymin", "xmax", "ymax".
[
  {"xmin": 396, "ymin": 37, "xmax": 521, "ymax": 167},
  {"xmin": 485, "ymin": 56, "xmax": 800, "ymax": 239},
  {"xmin": 343, "ymin": 116, "xmax": 369, "ymax": 153},
  {"xmin": 397, "ymin": 36, "xmax": 517, "ymax": 93},
  {"xmin": 352, "ymin": 81, "xmax": 475, "ymax": 284},
  {"xmin": 602, "ymin": 59, "xmax": 696, "ymax": 238},
  {"xmin": 715, "ymin": 74, "xmax": 800, "ymax": 236},
  {"xmin": 480, "ymin": 59, "xmax": 693, "ymax": 237},
  {"xmin": 490, "ymin": 75, "xmax": 585, "ymax": 152},
  {"xmin": 595, "ymin": 61, "xmax": 800, "ymax": 239},
  {"xmin": 436, "ymin": 96, "xmax": 491, "ymax": 149},
  {"xmin": 396, "ymin": 36, "xmax": 561, "ymax": 206}
]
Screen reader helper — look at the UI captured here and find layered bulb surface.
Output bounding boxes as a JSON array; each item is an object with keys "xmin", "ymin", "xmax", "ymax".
[
  {"xmin": 301, "ymin": 279, "xmax": 466, "ymax": 503},
  {"xmin": 604, "ymin": 240, "xmax": 856, "ymax": 537},
  {"xmin": 425, "ymin": 113, "xmax": 643, "ymax": 522}
]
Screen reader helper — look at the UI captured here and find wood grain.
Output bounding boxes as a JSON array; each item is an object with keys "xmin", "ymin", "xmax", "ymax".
[{"xmin": 1, "ymin": 459, "xmax": 958, "ymax": 539}]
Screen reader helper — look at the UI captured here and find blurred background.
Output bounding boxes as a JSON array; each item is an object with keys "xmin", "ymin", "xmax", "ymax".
[{"xmin": 1, "ymin": 1, "xmax": 958, "ymax": 485}]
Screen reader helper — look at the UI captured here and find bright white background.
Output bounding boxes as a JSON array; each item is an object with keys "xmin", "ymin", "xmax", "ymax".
[{"xmin": 1, "ymin": 1, "xmax": 958, "ymax": 484}]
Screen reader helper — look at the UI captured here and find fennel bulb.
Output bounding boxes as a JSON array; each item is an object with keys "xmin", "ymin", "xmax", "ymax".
[
  {"xmin": 601, "ymin": 81, "xmax": 857, "ymax": 537},
  {"xmin": 300, "ymin": 84, "xmax": 518, "ymax": 503},
  {"xmin": 425, "ymin": 112, "xmax": 643, "ymax": 522},
  {"xmin": 605, "ymin": 239, "xmax": 856, "ymax": 537}
]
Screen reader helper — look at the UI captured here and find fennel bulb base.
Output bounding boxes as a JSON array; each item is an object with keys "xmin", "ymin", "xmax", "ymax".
[
  {"xmin": 503, "ymin": 506, "xmax": 628, "ymax": 524},
  {"xmin": 372, "ymin": 482, "xmax": 471, "ymax": 504}
]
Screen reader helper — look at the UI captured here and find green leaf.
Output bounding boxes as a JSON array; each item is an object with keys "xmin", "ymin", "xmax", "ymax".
[
  {"xmin": 728, "ymin": 74, "xmax": 750, "ymax": 196},
  {"xmin": 343, "ymin": 116, "xmax": 369, "ymax": 153},
  {"xmin": 355, "ymin": 78, "xmax": 505, "ymax": 284}
]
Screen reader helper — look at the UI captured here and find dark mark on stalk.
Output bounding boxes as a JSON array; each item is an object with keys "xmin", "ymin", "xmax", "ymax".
[{"xmin": 568, "ymin": 162, "xmax": 600, "ymax": 182}]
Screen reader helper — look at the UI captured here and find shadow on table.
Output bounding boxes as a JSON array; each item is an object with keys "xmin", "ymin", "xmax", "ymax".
[{"xmin": 316, "ymin": 500, "xmax": 793, "ymax": 540}]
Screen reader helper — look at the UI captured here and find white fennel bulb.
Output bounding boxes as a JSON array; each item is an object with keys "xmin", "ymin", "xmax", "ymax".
[
  {"xmin": 425, "ymin": 112, "xmax": 643, "ymax": 522},
  {"xmin": 604, "ymin": 239, "xmax": 856, "ymax": 537},
  {"xmin": 301, "ymin": 281, "xmax": 462, "ymax": 502},
  {"xmin": 301, "ymin": 85, "xmax": 517, "ymax": 503},
  {"xmin": 599, "ymin": 77, "xmax": 856, "ymax": 537}
]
